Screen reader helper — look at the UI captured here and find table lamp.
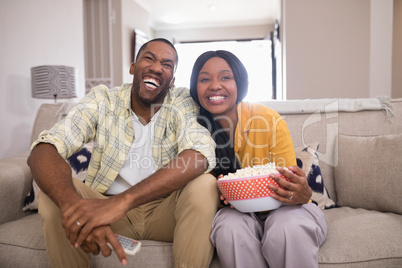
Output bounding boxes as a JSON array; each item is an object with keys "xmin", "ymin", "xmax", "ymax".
[{"xmin": 31, "ymin": 65, "xmax": 78, "ymax": 103}]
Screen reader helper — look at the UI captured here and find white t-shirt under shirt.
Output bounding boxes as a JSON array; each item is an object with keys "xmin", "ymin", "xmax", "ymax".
[{"xmin": 105, "ymin": 110, "xmax": 160, "ymax": 195}]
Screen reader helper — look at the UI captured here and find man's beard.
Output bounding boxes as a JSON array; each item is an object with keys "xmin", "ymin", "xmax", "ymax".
[{"xmin": 133, "ymin": 80, "xmax": 168, "ymax": 106}]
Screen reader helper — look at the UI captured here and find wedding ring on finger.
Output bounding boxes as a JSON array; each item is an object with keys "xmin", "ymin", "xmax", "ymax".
[
  {"xmin": 76, "ymin": 221, "xmax": 82, "ymax": 227},
  {"xmin": 289, "ymin": 192, "xmax": 294, "ymax": 200}
]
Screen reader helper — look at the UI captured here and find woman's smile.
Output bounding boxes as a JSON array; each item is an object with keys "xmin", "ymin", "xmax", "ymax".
[{"xmin": 197, "ymin": 57, "xmax": 238, "ymax": 118}]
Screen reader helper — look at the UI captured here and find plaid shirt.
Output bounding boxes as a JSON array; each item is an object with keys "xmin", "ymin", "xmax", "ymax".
[{"xmin": 31, "ymin": 84, "xmax": 216, "ymax": 193}]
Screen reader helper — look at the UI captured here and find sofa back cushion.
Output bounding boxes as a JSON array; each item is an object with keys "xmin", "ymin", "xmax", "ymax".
[
  {"xmin": 270, "ymin": 99, "xmax": 402, "ymax": 204},
  {"xmin": 334, "ymin": 133, "xmax": 402, "ymax": 214}
]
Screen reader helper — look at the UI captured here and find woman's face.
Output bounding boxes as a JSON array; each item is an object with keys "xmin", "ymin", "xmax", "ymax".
[{"xmin": 196, "ymin": 57, "xmax": 238, "ymax": 118}]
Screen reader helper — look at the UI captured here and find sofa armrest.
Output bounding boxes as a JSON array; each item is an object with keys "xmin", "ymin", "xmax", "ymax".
[{"xmin": 0, "ymin": 152, "xmax": 35, "ymax": 225}]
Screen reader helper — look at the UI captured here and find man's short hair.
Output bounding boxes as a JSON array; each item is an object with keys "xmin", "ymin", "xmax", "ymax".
[{"xmin": 135, "ymin": 38, "xmax": 178, "ymax": 67}]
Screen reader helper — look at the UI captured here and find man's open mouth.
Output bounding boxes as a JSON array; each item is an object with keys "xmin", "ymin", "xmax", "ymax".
[{"xmin": 143, "ymin": 77, "xmax": 161, "ymax": 89}]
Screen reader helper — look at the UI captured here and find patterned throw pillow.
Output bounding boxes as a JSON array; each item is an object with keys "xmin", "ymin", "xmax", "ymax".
[
  {"xmin": 295, "ymin": 143, "xmax": 336, "ymax": 210},
  {"xmin": 67, "ymin": 144, "xmax": 93, "ymax": 182},
  {"xmin": 23, "ymin": 143, "xmax": 92, "ymax": 211}
]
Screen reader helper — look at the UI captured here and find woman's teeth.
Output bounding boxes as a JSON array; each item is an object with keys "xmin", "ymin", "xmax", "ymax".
[{"xmin": 208, "ymin": 96, "xmax": 226, "ymax": 101}]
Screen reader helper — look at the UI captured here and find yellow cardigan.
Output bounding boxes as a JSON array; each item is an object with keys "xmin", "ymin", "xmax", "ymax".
[{"xmin": 234, "ymin": 102, "xmax": 296, "ymax": 168}]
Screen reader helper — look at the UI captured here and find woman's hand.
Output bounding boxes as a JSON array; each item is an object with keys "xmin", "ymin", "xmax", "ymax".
[
  {"xmin": 268, "ymin": 166, "xmax": 312, "ymax": 205},
  {"xmin": 217, "ymin": 174, "xmax": 234, "ymax": 208},
  {"xmin": 219, "ymin": 193, "xmax": 234, "ymax": 208}
]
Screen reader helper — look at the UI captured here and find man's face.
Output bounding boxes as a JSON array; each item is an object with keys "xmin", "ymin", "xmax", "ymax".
[{"xmin": 132, "ymin": 41, "xmax": 177, "ymax": 106}]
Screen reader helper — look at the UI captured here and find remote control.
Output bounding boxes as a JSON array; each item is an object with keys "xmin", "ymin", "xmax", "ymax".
[{"xmin": 107, "ymin": 234, "xmax": 141, "ymax": 256}]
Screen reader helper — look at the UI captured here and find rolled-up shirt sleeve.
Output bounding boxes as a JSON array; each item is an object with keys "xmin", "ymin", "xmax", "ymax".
[
  {"xmin": 30, "ymin": 92, "xmax": 99, "ymax": 159},
  {"xmin": 157, "ymin": 87, "xmax": 216, "ymax": 173}
]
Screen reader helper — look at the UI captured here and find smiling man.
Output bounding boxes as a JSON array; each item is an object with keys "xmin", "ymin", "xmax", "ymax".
[{"xmin": 28, "ymin": 38, "xmax": 219, "ymax": 268}]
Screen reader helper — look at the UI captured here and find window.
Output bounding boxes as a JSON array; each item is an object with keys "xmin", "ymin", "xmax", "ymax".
[{"xmin": 174, "ymin": 40, "xmax": 273, "ymax": 102}]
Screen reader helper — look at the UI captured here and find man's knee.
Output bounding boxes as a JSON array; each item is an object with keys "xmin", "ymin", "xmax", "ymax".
[
  {"xmin": 183, "ymin": 174, "xmax": 218, "ymax": 203},
  {"xmin": 188, "ymin": 173, "xmax": 216, "ymax": 187},
  {"xmin": 177, "ymin": 173, "xmax": 219, "ymax": 216},
  {"xmin": 38, "ymin": 177, "xmax": 101, "ymax": 220},
  {"xmin": 38, "ymin": 190, "xmax": 62, "ymax": 220}
]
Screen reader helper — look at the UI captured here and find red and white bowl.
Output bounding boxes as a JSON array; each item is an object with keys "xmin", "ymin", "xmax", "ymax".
[{"xmin": 217, "ymin": 174, "xmax": 287, "ymax": 212}]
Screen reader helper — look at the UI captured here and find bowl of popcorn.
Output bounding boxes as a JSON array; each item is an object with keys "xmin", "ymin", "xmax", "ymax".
[{"xmin": 217, "ymin": 163, "xmax": 289, "ymax": 213}]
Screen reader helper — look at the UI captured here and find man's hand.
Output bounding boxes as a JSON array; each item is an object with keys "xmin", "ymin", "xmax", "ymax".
[
  {"xmin": 80, "ymin": 225, "xmax": 127, "ymax": 266},
  {"xmin": 268, "ymin": 166, "xmax": 312, "ymax": 205},
  {"xmin": 62, "ymin": 196, "xmax": 128, "ymax": 249}
]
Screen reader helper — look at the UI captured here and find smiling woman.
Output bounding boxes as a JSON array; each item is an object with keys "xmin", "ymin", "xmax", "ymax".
[{"xmin": 174, "ymin": 40, "xmax": 273, "ymax": 102}]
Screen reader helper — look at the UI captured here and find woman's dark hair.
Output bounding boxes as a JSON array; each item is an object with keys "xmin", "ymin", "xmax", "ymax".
[{"xmin": 189, "ymin": 50, "xmax": 249, "ymax": 176}]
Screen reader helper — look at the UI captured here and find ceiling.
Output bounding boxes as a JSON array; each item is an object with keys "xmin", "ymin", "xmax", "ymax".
[{"xmin": 134, "ymin": 0, "xmax": 279, "ymax": 31}]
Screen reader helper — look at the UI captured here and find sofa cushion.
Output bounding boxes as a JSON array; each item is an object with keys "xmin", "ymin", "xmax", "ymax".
[
  {"xmin": 319, "ymin": 207, "xmax": 402, "ymax": 266},
  {"xmin": 0, "ymin": 152, "xmax": 33, "ymax": 225},
  {"xmin": 0, "ymin": 214, "xmax": 174, "ymax": 268},
  {"xmin": 23, "ymin": 143, "xmax": 92, "ymax": 211},
  {"xmin": 334, "ymin": 133, "xmax": 402, "ymax": 214},
  {"xmin": 30, "ymin": 103, "xmax": 78, "ymax": 145},
  {"xmin": 295, "ymin": 143, "xmax": 336, "ymax": 210},
  {"xmin": 0, "ymin": 211, "xmax": 222, "ymax": 267},
  {"xmin": 0, "ymin": 214, "xmax": 50, "ymax": 268},
  {"xmin": 0, "ymin": 214, "xmax": 45, "ymax": 250},
  {"xmin": 30, "ymin": 103, "xmax": 64, "ymax": 145}
]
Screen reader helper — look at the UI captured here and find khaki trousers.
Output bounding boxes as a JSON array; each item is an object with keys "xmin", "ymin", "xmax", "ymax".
[{"xmin": 38, "ymin": 173, "xmax": 219, "ymax": 268}]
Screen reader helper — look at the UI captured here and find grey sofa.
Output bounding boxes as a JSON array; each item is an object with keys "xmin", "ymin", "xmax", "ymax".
[{"xmin": 1, "ymin": 98, "xmax": 401, "ymax": 267}]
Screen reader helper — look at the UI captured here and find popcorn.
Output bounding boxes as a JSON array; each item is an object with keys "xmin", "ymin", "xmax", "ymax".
[{"xmin": 219, "ymin": 162, "xmax": 286, "ymax": 180}]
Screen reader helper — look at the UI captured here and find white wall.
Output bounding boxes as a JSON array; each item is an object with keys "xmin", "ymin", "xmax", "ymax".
[
  {"xmin": 282, "ymin": 0, "xmax": 370, "ymax": 99},
  {"xmin": 120, "ymin": 0, "xmax": 152, "ymax": 84},
  {"xmin": 156, "ymin": 24, "xmax": 274, "ymax": 43},
  {"xmin": 370, "ymin": 0, "xmax": 393, "ymax": 98},
  {"xmin": 392, "ymin": 0, "xmax": 402, "ymax": 98},
  {"xmin": 1, "ymin": 0, "xmax": 399, "ymax": 159},
  {"xmin": 282, "ymin": 0, "xmax": 395, "ymax": 99},
  {"xmin": 0, "ymin": 0, "xmax": 85, "ymax": 159}
]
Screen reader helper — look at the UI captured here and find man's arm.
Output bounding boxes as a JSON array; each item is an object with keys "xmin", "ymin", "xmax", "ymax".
[
  {"xmin": 28, "ymin": 143, "xmax": 128, "ymax": 265},
  {"xmin": 64, "ymin": 149, "xmax": 208, "ymax": 247},
  {"xmin": 27, "ymin": 143, "xmax": 81, "ymax": 210}
]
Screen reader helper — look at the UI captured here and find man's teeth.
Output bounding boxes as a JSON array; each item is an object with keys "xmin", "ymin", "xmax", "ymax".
[
  {"xmin": 208, "ymin": 96, "xmax": 226, "ymax": 101},
  {"xmin": 144, "ymin": 78, "xmax": 160, "ymax": 88}
]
